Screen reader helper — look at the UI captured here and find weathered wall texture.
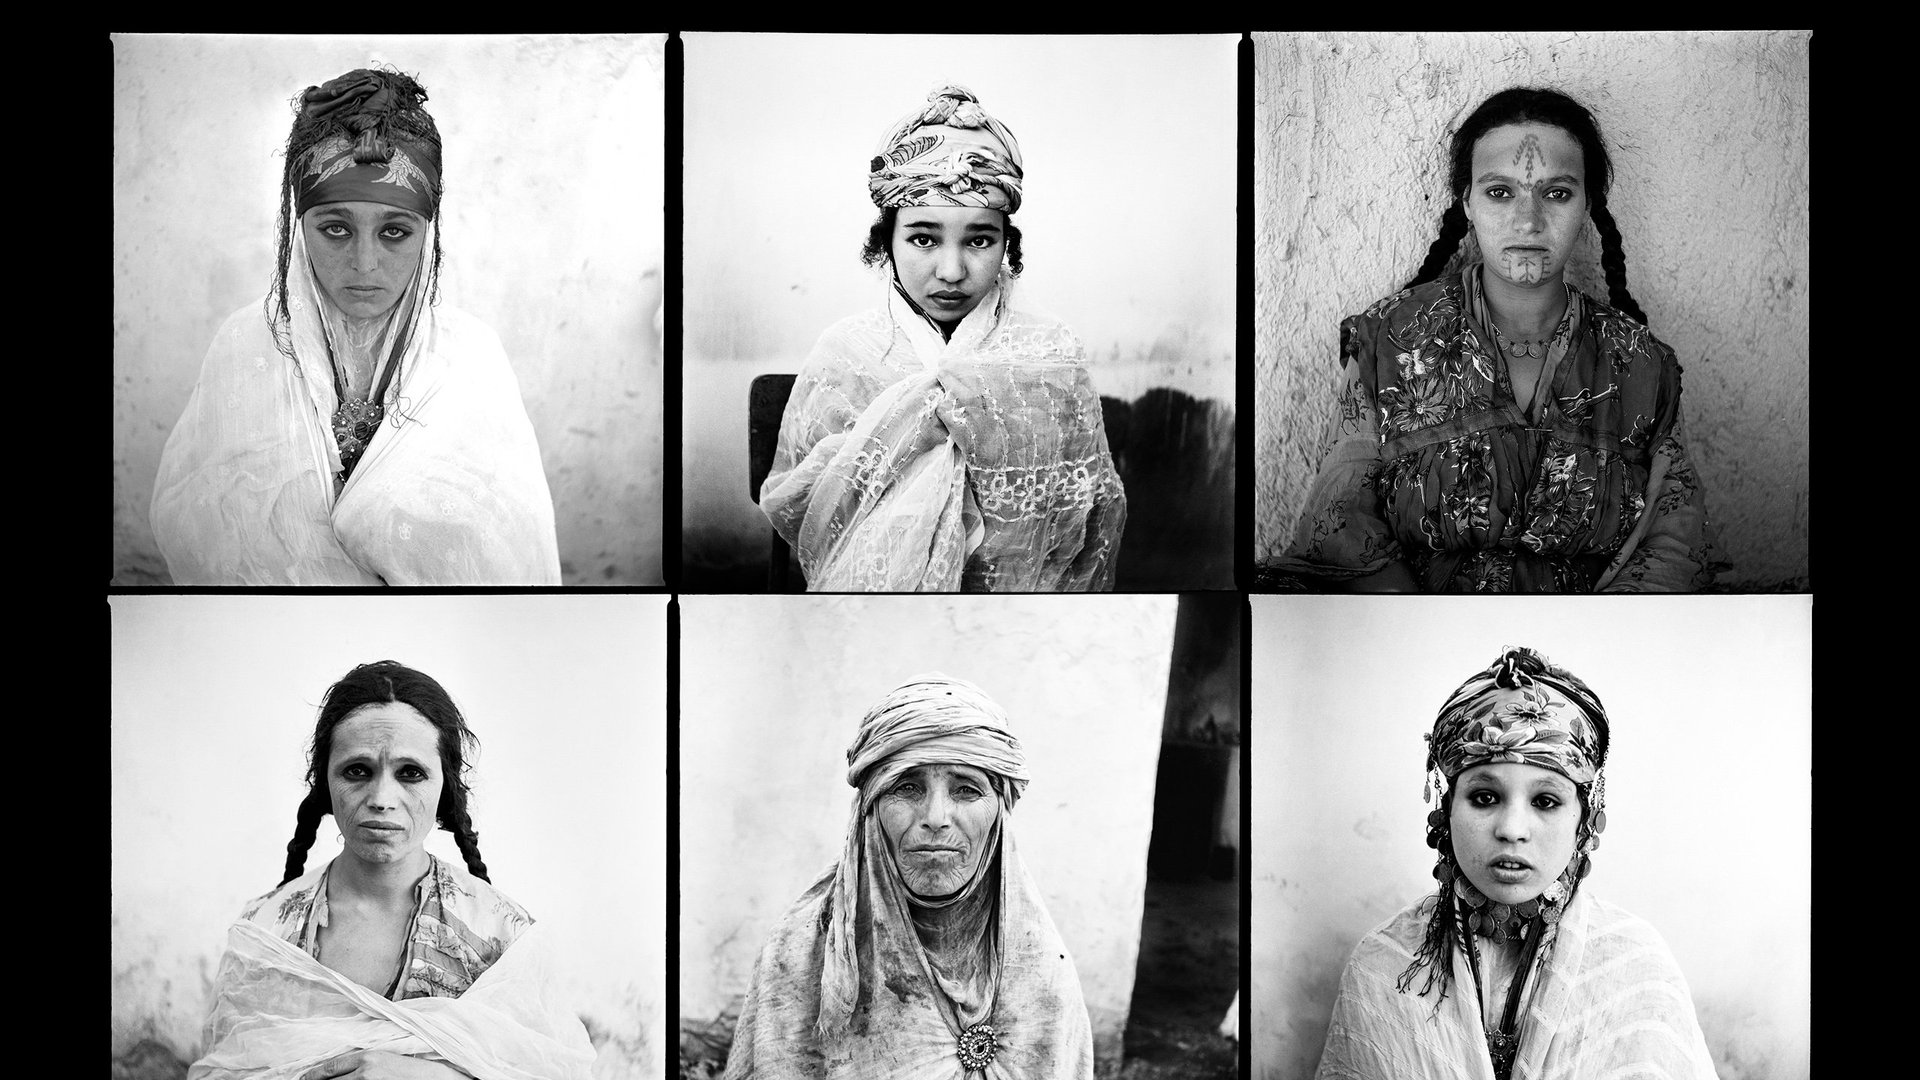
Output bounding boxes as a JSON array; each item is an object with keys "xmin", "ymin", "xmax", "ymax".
[
  {"xmin": 682, "ymin": 34, "xmax": 1238, "ymax": 589},
  {"xmin": 113, "ymin": 34, "xmax": 664, "ymax": 585},
  {"xmin": 1250, "ymin": 595, "xmax": 1810, "ymax": 1080},
  {"xmin": 679, "ymin": 595, "xmax": 1177, "ymax": 1067},
  {"xmin": 1254, "ymin": 32, "xmax": 1810, "ymax": 588},
  {"xmin": 111, "ymin": 595, "xmax": 667, "ymax": 1078}
]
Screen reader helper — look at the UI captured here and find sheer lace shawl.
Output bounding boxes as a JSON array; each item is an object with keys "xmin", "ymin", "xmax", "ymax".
[
  {"xmin": 150, "ymin": 254, "xmax": 561, "ymax": 584},
  {"xmin": 188, "ymin": 920, "xmax": 594, "ymax": 1080},
  {"xmin": 759, "ymin": 284, "xmax": 1125, "ymax": 592},
  {"xmin": 1315, "ymin": 889, "xmax": 1720, "ymax": 1080},
  {"xmin": 725, "ymin": 818, "xmax": 1093, "ymax": 1080}
]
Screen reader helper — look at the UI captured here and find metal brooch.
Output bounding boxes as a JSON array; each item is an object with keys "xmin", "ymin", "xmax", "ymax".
[{"xmin": 955, "ymin": 1022, "xmax": 1000, "ymax": 1070}]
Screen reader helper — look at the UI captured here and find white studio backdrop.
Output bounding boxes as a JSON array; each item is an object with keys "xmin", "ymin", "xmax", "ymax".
[
  {"xmin": 111, "ymin": 593, "xmax": 667, "ymax": 1078},
  {"xmin": 114, "ymin": 33, "xmax": 666, "ymax": 585},
  {"xmin": 678, "ymin": 594, "xmax": 1179, "ymax": 1062},
  {"xmin": 681, "ymin": 33, "xmax": 1238, "ymax": 573},
  {"xmin": 1250, "ymin": 594, "xmax": 1810, "ymax": 1080}
]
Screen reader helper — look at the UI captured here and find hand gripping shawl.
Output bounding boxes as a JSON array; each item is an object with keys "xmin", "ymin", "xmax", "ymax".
[
  {"xmin": 1275, "ymin": 268, "xmax": 1717, "ymax": 592},
  {"xmin": 759, "ymin": 283, "xmax": 1126, "ymax": 591},
  {"xmin": 189, "ymin": 863, "xmax": 594, "ymax": 1080},
  {"xmin": 150, "ymin": 228, "xmax": 561, "ymax": 585},
  {"xmin": 1315, "ymin": 888, "xmax": 1720, "ymax": 1080},
  {"xmin": 725, "ymin": 676, "xmax": 1095, "ymax": 1079}
]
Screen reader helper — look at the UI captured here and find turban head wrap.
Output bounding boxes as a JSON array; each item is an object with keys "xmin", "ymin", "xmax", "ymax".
[
  {"xmin": 820, "ymin": 673, "xmax": 1028, "ymax": 1035},
  {"xmin": 1424, "ymin": 646, "xmax": 1608, "ymax": 797},
  {"xmin": 292, "ymin": 69, "xmax": 442, "ymax": 219},
  {"xmin": 869, "ymin": 85, "xmax": 1025, "ymax": 214}
]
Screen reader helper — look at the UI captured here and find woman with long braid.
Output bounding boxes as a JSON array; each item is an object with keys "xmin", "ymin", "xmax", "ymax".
[
  {"xmin": 190, "ymin": 662, "xmax": 593, "ymax": 1080},
  {"xmin": 1272, "ymin": 88, "xmax": 1717, "ymax": 592}
]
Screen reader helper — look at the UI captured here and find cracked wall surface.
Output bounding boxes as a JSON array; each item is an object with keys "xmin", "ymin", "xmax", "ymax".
[{"xmin": 1255, "ymin": 31, "xmax": 1810, "ymax": 588}]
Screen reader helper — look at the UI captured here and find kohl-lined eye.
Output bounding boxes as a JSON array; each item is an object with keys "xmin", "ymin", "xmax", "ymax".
[
  {"xmin": 1532, "ymin": 793, "xmax": 1563, "ymax": 809},
  {"xmin": 1466, "ymin": 789, "xmax": 1499, "ymax": 808},
  {"xmin": 380, "ymin": 225, "xmax": 415, "ymax": 241},
  {"xmin": 904, "ymin": 234, "xmax": 939, "ymax": 248},
  {"xmin": 1545, "ymin": 187, "xmax": 1573, "ymax": 201},
  {"xmin": 318, "ymin": 222, "xmax": 352, "ymax": 238},
  {"xmin": 966, "ymin": 235, "xmax": 999, "ymax": 249}
]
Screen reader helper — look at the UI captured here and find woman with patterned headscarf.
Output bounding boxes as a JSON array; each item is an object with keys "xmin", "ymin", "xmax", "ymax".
[
  {"xmin": 759, "ymin": 85, "xmax": 1127, "ymax": 591},
  {"xmin": 151, "ymin": 68, "xmax": 560, "ymax": 584},
  {"xmin": 1314, "ymin": 647, "xmax": 1719, "ymax": 1080},
  {"xmin": 726, "ymin": 675, "xmax": 1094, "ymax": 1078}
]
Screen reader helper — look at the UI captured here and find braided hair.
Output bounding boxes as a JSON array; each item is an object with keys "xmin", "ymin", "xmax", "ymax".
[
  {"xmin": 1397, "ymin": 648, "xmax": 1610, "ymax": 1002},
  {"xmin": 267, "ymin": 68, "xmax": 445, "ymax": 360},
  {"xmin": 1406, "ymin": 87, "xmax": 1647, "ymax": 326},
  {"xmin": 279, "ymin": 660, "xmax": 490, "ymax": 886}
]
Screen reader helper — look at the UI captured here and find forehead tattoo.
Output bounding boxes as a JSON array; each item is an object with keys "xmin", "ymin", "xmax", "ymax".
[{"xmin": 1513, "ymin": 133, "xmax": 1544, "ymax": 183}]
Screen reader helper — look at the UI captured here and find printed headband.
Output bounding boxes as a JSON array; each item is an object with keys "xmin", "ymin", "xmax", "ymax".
[
  {"xmin": 1424, "ymin": 647, "xmax": 1608, "ymax": 799},
  {"xmin": 869, "ymin": 85, "xmax": 1024, "ymax": 214},
  {"xmin": 293, "ymin": 70, "xmax": 441, "ymax": 219}
]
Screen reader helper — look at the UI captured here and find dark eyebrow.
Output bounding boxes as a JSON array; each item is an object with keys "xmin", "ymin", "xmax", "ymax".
[
  {"xmin": 961, "ymin": 221, "xmax": 1004, "ymax": 234},
  {"xmin": 897, "ymin": 216, "xmax": 946, "ymax": 230},
  {"xmin": 1474, "ymin": 171, "xmax": 1583, "ymax": 187}
]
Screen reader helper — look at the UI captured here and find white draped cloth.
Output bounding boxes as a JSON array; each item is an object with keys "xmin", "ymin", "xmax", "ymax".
[
  {"xmin": 760, "ymin": 282, "xmax": 1125, "ymax": 591},
  {"xmin": 188, "ymin": 921, "xmax": 594, "ymax": 1080},
  {"xmin": 1316, "ymin": 889, "xmax": 1720, "ymax": 1080},
  {"xmin": 151, "ymin": 232, "xmax": 561, "ymax": 584}
]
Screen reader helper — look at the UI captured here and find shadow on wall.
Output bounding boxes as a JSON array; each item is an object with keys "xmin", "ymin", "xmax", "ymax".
[{"xmin": 686, "ymin": 384, "xmax": 1236, "ymax": 592}]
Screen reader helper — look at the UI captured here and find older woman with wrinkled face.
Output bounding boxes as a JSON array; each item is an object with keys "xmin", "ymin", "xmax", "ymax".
[
  {"xmin": 1313, "ymin": 647, "xmax": 1720, "ymax": 1080},
  {"xmin": 1270, "ymin": 87, "xmax": 1719, "ymax": 593},
  {"xmin": 726, "ymin": 675, "xmax": 1094, "ymax": 1079},
  {"xmin": 189, "ymin": 661, "xmax": 594, "ymax": 1080},
  {"xmin": 151, "ymin": 67, "xmax": 559, "ymax": 585}
]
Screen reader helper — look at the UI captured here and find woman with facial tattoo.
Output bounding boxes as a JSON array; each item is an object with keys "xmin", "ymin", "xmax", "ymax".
[
  {"xmin": 189, "ymin": 662, "xmax": 594, "ymax": 1080},
  {"xmin": 1314, "ymin": 647, "xmax": 1719, "ymax": 1079},
  {"xmin": 151, "ymin": 68, "xmax": 560, "ymax": 584},
  {"xmin": 758, "ymin": 86, "xmax": 1126, "ymax": 591},
  {"xmin": 1271, "ymin": 88, "xmax": 1718, "ymax": 593},
  {"xmin": 725, "ymin": 675, "xmax": 1093, "ymax": 1078}
]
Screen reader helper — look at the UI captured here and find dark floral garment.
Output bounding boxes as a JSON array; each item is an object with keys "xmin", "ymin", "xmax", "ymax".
[{"xmin": 1274, "ymin": 269, "xmax": 1718, "ymax": 592}]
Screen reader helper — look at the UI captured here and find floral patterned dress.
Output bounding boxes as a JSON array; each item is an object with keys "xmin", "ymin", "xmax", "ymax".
[{"xmin": 1274, "ymin": 269, "xmax": 1717, "ymax": 592}]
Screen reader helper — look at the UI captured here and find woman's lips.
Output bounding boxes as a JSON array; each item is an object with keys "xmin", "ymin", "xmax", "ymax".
[
  {"xmin": 1489, "ymin": 856, "xmax": 1533, "ymax": 883},
  {"xmin": 927, "ymin": 292, "xmax": 969, "ymax": 308}
]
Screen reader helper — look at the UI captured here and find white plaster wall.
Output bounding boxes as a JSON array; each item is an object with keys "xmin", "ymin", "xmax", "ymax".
[
  {"xmin": 113, "ymin": 34, "xmax": 664, "ymax": 585},
  {"xmin": 111, "ymin": 594, "xmax": 667, "ymax": 1078},
  {"xmin": 681, "ymin": 34, "xmax": 1238, "ymax": 577},
  {"xmin": 1250, "ymin": 595, "xmax": 1810, "ymax": 1080},
  {"xmin": 679, "ymin": 595, "xmax": 1177, "ymax": 1063},
  {"xmin": 1254, "ymin": 31, "xmax": 1810, "ymax": 588}
]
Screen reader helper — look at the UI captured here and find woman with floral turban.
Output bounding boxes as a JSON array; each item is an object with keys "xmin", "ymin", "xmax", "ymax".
[
  {"xmin": 151, "ymin": 68, "xmax": 560, "ymax": 584},
  {"xmin": 189, "ymin": 661, "xmax": 594, "ymax": 1079},
  {"xmin": 726, "ymin": 675, "xmax": 1094, "ymax": 1078},
  {"xmin": 759, "ymin": 85, "xmax": 1126, "ymax": 591},
  {"xmin": 1314, "ymin": 647, "xmax": 1718, "ymax": 1080}
]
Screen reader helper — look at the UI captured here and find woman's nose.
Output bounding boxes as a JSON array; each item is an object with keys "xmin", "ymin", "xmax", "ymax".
[
  {"xmin": 934, "ymin": 245, "xmax": 965, "ymax": 282},
  {"xmin": 922, "ymin": 788, "xmax": 954, "ymax": 828},
  {"xmin": 1515, "ymin": 196, "xmax": 1545, "ymax": 232},
  {"xmin": 1493, "ymin": 806, "xmax": 1529, "ymax": 842},
  {"xmin": 368, "ymin": 773, "xmax": 399, "ymax": 810},
  {"xmin": 352, "ymin": 235, "xmax": 380, "ymax": 273}
]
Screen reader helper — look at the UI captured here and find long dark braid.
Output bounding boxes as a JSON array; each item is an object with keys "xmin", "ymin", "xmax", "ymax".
[
  {"xmin": 280, "ymin": 785, "xmax": 331, "ymax": 887},
  {"xmin": 277, "ymin": 660, "xmax": 492, "ymax": 886},
  {"xmin": 1405, "ymin": 87, "xmax": 1648, "ymax": 328},
  {"xmin": 266, "ymin": 68, "xmax": 445, "ymax": 361}
]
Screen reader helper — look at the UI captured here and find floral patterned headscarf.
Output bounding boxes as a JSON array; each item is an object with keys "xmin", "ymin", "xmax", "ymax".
[
  {"xmin": 1424, "ymin": 646, "xmax": 1608, "ymax": 798},
  {"xmin": 869, "ymin": 85, "xmax": 1024, "ymax": 213}
]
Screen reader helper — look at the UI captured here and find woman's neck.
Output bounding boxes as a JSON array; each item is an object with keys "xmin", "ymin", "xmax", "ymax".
[
  {"xmin": 1479, "ymin": 266, "xmax": 1568, "ymax": 340},
  {"xmin": 328, "ymin": 849, "xmax": 431, "ymax": 907}
]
